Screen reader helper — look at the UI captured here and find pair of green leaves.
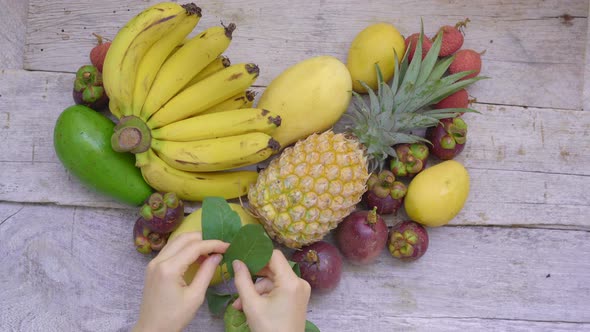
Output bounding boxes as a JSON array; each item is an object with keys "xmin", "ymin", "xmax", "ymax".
[{"xmin": 201, "ymin": 197, "xmax": 273, "ymax": 278}]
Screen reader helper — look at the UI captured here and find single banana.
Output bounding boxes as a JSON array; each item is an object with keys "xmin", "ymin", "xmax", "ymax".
[
  {"xmin": 199, "ymin": 90, "xmax": 256, "ymax": 115},
  {"xmin": 109, "ymin": 99, "xmax": 122, "ymax": 119},
  {"xmin": 165, "ymin": 38, "xmax": 190, "ymax": 62},
  {"xmin": 151, "ymin": 132, "xmax": 279, "ymax": 172},
  {"xmin": 136, "ymin": 149, "xmax": 258, "ymax": 201},
  {"xmin": 131, "ymin": 11, "xmax": 201, "ymax": 117},
  {"xmin": 147, "ymin": 63, "xmax": 260, "ymax": 128},
  {"xmin": 103, "ymin": 3, "xmax": 199, "ymax": 117},
  {"xmin": 151, "ymin": 108, "xmax": 282, "ymax": 142},
  {"xmin": 184, "ymin": 55, "xmax": 231, "ymax": 88},
  {"xmin": 140, "ymin": 24, "xmax": 236, "ymax": 121}
]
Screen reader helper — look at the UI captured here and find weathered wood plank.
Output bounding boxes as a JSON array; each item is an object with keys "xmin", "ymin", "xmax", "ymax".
[
  {"xmin": 0, "ymin": 203, "xmax": 588, "ymax": 331},
  {"xmin": 584, "ymin": 3, "xmax": 590, "ymax": 111},
  {"xmin": 0, "ymin": 0, "xmax": 29, "ymax": 69},
  {"xmin": 23, "ymin": 0, "xmax": 588, "ymax": 109},
  {"xmin": 1, "ymin": 69, "xmax": 589, "ymax": 228}
]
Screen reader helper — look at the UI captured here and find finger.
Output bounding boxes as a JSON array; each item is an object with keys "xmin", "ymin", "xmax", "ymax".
[
  {"xmin": 232, "ymin": 277, "xmax": 274, "ymax": 310},
  {"xmin": 155, "ymin": 232, "xmax": 203, "ymax": 261},
  {"xmin": 166, "ymin": 240, "xmax": 229, "ymax": 273},
  {"xmin": 258, "ymin": 250, "xmax": 296, "ymax": 285},
  {"xmin": 233, "ymin": 260, "xmax": 260, "ymax": 307},
  {"xmin": 188, "ymin": 254, "xmax": 223, "ymax": 294}
]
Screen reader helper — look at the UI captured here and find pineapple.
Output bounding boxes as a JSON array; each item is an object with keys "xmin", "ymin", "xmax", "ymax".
[{"xmin": 248, "ymin": 30, "xmax": 483, "ymax": 248}]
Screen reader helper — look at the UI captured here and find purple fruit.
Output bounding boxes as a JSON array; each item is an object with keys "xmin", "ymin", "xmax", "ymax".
[
  {"xmin": 133, "ymin": 218, "xmax": 168, "ymax": 255},
  {"xmin": 388, "ymin": 221, "xmax": 429, "ymax": 261},
  {"xmin": 390, "ymin": 143, "xmax": 429, "ymax": 178},
  {"xmin": 291, "ymin": 241, "xmax": 342, "ymax": 293},
  {"xmin": 140, "ymin": 192, "xmax": 184, "ymax": 234},
  {"xmin": 426, "ymin": 117, "xmax": 467, "ymax": 160},
  {"xmin": 73, "ymin": 65, "xmax": 109, "ymax": 110},
  {"xmin": 364, "ymin": 170, "xmax": 407, "ymax": 215},
  {"xmin": 335, "ymin": 208, "xmax": 388, "ymax": 265}
]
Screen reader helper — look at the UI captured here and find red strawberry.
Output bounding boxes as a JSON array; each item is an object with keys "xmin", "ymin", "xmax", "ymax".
[
  {"xmin": 434, "ymin": 89, "xmax": 469, "ymax": 109},
  {"xmin": 449, "ymin": 49, "xmax": 481, "ymax": 80},
  {"xmin": 405, "ymin": 33, "xmax": 433, "ymax": 62},
  {"xmin": 90, "ymin": 33, "xmax": 111, "ymax": 73}
]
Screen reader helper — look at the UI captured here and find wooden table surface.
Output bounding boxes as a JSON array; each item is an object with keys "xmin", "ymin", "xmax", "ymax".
[{"xmin": 1, "ymin": 1, "xmax": 589, "ymax": 331}]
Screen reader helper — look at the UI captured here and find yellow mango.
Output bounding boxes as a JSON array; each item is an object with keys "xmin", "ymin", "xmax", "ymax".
[
  {"xmin": 404, "ymin": 160, "xmax": 470, "ymax": 227},
  {"xmin": 346, "ymin": 23, "xmax": 406, "ymax": 93},
  {"xmin": 257, "ymin": 56, "xmax": 352, "ymax": 149},
  {"xmin": 168, "ymin": 203, "xmax": 260, "ymax": 286}
]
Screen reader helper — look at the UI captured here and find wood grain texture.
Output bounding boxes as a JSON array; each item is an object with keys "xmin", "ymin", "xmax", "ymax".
[
  {"xmin": 23, "ymin": 0, "xmax": 588, "ymax": 109},
  {"xmin": 0, "ymin": 0, "xmax": 29, "ymax": 69},
  {"xmin": 0, "ymin": 202, "xmax": 588, "ymax": 331},
  {"xmin": 585, "ymin": 3, "xmax": 590, "ymax": 111},
  {"xmin": 1, "ymin": 69, "xmax": 589, "ymax": 229}
]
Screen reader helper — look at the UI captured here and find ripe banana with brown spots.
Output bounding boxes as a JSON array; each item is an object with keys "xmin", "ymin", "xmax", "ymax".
[
  {"xmin": 136, "ymin": 149, "xmax": 259, "ymax": 201},
  {"xmin": 103, "ymin": 2, "xmax": 199, "ymax": 117},
  {"xmin": 151, "ymin": 108, "xmax": 281, "ymax": 142},
  {"xmin": 147, "ymin": 63, "xmax": 260, "ymax": 128},
  {"xmin": 151, "ymin": 132, "xmax": 280, "ymax": 172}
]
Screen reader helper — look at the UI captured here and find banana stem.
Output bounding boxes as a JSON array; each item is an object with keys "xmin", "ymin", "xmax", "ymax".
[{"xmin": 111, "ymin": 116, "xmax": 152, "ymax": 153}]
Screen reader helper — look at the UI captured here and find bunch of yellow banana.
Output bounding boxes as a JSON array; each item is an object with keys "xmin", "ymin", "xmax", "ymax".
[{"xmin": 103, "ymin": 2, "xmax": 281, "ymax": 201}]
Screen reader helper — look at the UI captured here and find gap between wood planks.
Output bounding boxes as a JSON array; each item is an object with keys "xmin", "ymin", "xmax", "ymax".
[
  {"xmin": 345, "ymin": 314, "xmax": 590, "ymax": 325},
  {"xmin": 1, "ymin": 201, "xmax": 588, "ymax": 233}
]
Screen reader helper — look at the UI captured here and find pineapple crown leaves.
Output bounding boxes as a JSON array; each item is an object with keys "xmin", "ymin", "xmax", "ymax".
[{"xmin": 347, "ymin": 22, "xmax": 487, "ymax": 172}]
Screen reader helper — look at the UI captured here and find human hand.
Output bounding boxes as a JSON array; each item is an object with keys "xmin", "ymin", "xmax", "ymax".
[
  {"xmin": 134, "ymin": 232, "xmax": 229, "ymax": 332},
  {"xmin": 232, "ymin": 250, "xmax": 311, "ymax": 332}
]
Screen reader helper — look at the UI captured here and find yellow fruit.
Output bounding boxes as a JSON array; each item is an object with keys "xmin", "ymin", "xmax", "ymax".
[
  {"xmin": 404, "ymin": 160, "xmax": 470, "ymax": 227},
  {"xmin": 168, "ymin": 203, "xmax": 260, "ymax": 286},
  {"xmin": 257, "ymin": 56, "xmax": 352, "ymax": 149},
  {"xmin": 346, "ymin": 23, "xmax": 406, "ymax": 93}
]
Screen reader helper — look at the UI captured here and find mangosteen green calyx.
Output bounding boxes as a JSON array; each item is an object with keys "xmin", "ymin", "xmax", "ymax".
[
  {"xmin": 73, "ymin": 65, "xmax": 109, "ymax": 110},
  {"xmin": 140, "ymin": 192, "xmax": 184, "ymax": 234},
  {"xmin": 426, "ymin": 117, "xmax": 468, "ymax": 160},
  {"xmin": 364, "ymin": 170, "xmax": 407, "ymax": 215},
  {"xmin": 133, "ymin": 218, "xmax": 168, "ymax": 255},
  {"xmin": 388, "ymin": 220, "xmax": 429, "ymax": 261},
  {"xmin": 390, "ymin": 143, "xmax": 429, "ymax": 177}
]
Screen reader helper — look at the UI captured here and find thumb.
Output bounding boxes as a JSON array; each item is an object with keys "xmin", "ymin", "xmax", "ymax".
[{"xmin": 232, "ymin": 260, "xmax": 259, "ymax": 306}]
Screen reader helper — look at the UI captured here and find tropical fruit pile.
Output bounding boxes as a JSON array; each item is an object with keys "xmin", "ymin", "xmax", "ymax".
[{"xmin": 53, "ymin": 2, "xmax": 488, "ymax": 328}]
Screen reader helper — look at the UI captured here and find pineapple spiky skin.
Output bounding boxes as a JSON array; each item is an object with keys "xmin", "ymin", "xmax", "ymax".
[{"xmin": 248, "ymin": 131, "xmax": 369, "ymax": 248}]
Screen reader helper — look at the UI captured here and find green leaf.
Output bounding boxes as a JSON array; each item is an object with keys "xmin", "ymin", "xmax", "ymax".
[
  {"xmin": 201, "ymin": 197, "xmax": 241, "ymax": 244},
  {"xmin": 390, "ymin": 51, "xmax": 402, "ymax": 97},
  {"xmin": 429, "ymin": 55, "xmax": 455, "ymax": 81},
  {"xmin": 376, "ymin": 63, "xmax": 384, "ymax": 100},
  {"xmin": 380, "ymin": 82, "xmax": 395, "ymax": 114},
  {"xmin": 359, "ymin": 80, "xmax": 381, "ymax": 115},
  {"xmin": 417, "ymin": 31, "xmax": 442, "ymax": 86},
  {"xmin": 224, "ymin": 224, "xmax": 274, "ymax": 278},
  {"xmin": 305, "ymin": 320, "xmax": 321, "ymax": 332},
  {"xmin": 398, "ymin": 23, "xmax": 424, "ymax": 94},
  {"xmin": 206, "ymin": 288, "xmax": 237, "ymax": 317},
  {"xmin": 289, "ymin": 260, "xmax": 302, "ymax": 278}
]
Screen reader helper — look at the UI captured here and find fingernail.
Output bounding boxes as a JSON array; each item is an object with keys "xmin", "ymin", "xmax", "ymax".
[
  {"xmin": 232, "ymin": 260, "xmax": 243, "ymax": 272},
  {"xmin": 210, "ymin": 254, "xmax": 222, "ymax": 264}
]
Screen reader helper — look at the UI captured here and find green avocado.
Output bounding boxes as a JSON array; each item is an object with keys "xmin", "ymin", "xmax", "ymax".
[{"xmin": 53, "ymin": 105, "xmax": 152, "ymax": 205}]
